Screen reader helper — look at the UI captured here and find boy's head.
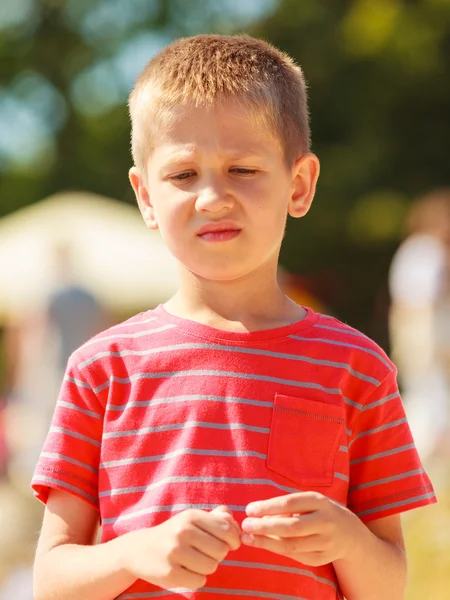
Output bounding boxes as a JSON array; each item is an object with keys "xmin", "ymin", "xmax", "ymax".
[
  {"xmin": 128, "ymin": 34, "xmax": 319, "ymax": 285},
  {"xmin": 129, "ymin": 34, "xmax": 310, "ymax": 172}
]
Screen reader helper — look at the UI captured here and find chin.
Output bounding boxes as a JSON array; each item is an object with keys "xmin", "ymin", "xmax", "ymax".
[{"xmin": 186, "ymin": 262, "xmax": 253, "ymax": 283}]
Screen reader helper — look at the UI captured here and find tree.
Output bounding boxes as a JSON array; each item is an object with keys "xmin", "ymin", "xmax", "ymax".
[
  {"xmin": 252, "ymin": 0, "xmax": 450, "ymax": 342},
  {"xmin": 1, "ymin": 0, "xmax": 449, "ymax": 345}
]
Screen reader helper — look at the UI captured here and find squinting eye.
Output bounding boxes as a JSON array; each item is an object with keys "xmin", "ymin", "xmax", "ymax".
[
  {"xmin": 171, "ymin": 171, "xmax": 196, "ymax": 181},
  {"xmin": 231, "ymin": 168, "xmax": 257, "ymax": 175}
]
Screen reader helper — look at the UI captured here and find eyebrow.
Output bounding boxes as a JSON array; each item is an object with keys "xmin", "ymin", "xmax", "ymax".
[{"xmin": 162, "ymin": 150, "xmax": 267, "ymax": 164}]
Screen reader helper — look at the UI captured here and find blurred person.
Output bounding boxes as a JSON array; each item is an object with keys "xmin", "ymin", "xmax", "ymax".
[
  {"xmin": 31, "ymin": 35, "xmax": 435, "ymax": 600},
  {"xmin": 389, "ymin": 189, "xmax": 450, "ymax": 463},
  {"xmin": 0, "ymin": 400, "xmax": 7, "ymax": 479},
  {"xmin": 4, "ymin": 244, "xmax": 108, "ymax": 489},
  {"xmin": 45, "ymin": 243, "xmax": 110, "ymax": 378},
  {"xmin": 0, "ymin": 245, "xmax": 109, "ymax": 595}
]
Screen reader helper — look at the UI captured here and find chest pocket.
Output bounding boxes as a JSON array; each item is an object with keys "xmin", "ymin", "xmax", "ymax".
[{"xmin": 267, "ymin": 394, "xmax": 345, "ymax": 487}]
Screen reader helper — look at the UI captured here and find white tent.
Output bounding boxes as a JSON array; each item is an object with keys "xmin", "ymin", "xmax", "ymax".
[{"xmin": 0, "ymin": 191, "xmax": 179, "ymax": 320}]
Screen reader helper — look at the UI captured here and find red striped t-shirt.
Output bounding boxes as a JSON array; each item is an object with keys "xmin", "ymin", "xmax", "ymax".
[{"xmin": 32, "ymin": 305, "xmax": 436, "ymax": 599}]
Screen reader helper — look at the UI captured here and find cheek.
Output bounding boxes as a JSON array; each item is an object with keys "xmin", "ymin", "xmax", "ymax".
[
  {"xmin": 253, "ymin": 191, "xmax": 289, "ymax": 226},
  {"xmin": 152, "ymin": 197, "xmax": 191, "ymax": 244}
]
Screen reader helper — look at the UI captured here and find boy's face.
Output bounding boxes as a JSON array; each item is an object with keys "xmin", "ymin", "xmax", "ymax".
[{"xmin": 130, "ymin": 100, "xmax": 319, "ymax": 284}]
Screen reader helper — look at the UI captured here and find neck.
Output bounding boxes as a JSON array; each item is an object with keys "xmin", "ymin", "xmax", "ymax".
[{"xmin": 164, "ymin": 263, "xmax": 306, "ymax": 331}]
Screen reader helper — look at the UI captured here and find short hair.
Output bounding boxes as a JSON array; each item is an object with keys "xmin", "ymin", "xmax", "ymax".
[{"xmin": 129, "ymin": 34, "xmax": 310, "ymax": 171}]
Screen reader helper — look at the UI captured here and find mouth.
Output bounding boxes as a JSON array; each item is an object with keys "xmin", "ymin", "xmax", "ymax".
[{"xmin": 197, "ymin": 222, "xmax": 241, "ymax": 242}]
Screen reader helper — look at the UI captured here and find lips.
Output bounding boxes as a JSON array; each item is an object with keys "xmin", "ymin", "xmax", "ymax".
[
  {"xmin": 196, "ymin": 221, "xmax": 241, "ymax": 242},
  {"xmin": 196, "ymin": 221, "xmax": 241, "ymax": 236}
]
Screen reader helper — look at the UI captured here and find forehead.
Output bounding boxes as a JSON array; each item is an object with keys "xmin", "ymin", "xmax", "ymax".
[{"xmin": 148, "ymin": 100, "xmax": 283, "ymax": 163}]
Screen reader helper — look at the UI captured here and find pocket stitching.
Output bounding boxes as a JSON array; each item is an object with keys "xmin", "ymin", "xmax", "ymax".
[{"xmin": 274, "ymin": 405, "xmax": 345, "ymax": 425}]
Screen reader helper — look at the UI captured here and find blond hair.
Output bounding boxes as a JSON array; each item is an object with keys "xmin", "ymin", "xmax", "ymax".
[{"xmin": 129, "ymin": 34, "xmax": 310, "ymax": 171}]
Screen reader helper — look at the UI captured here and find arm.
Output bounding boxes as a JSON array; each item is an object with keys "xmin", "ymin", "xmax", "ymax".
[
  {"xmin": 34, "ymin": 489, "xmax": 241, "ymax": 600},
  {"xmin": 33, "ymin": 489, "xmax": 137, "ymax": 600},
  {"xmin": 333, "ymin": 514, "xmax": 407, "ymax": 600}
]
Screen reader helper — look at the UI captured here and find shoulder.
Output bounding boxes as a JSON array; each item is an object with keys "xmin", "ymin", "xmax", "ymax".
[
  {"xmin": 65, "ymin": 310, "xmax": 167, "ymax": 381},
  {"xmin": 307, "ymin": 311, "xmax": 394, "ymax": 379}
]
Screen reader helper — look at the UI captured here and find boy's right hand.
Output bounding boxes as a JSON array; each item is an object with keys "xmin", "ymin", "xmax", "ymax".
[{"xmin": 119, "ymin": 507, "xmax": 241, "ymax": 590}]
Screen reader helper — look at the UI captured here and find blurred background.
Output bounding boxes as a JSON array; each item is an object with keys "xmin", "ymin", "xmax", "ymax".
[{"xmin": 0, "ymin": 0, "xmax": 449, "ymax": 598}]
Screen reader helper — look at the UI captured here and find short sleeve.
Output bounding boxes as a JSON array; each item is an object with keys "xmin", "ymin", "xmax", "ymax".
[
  {"xmin": 347, "ymin": 368, "xmax": 436, "ymax": 522},
  {"xmin": 31, "ymin": 355, "xmax": 104, "ymax": 511}
]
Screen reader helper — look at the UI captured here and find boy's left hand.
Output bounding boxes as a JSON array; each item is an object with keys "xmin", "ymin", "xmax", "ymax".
[{"xmin": 241, "ymin": 491, "xmax": 362, "ymax": 567}]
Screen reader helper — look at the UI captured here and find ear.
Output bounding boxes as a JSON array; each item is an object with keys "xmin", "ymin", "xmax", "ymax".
[
  {"xmin": 288, "ymin": 153, "xmax": 320, "ymax": 219},
  {"xmin": 129, "ymin": 166, "xmax": 159, "ymax": 230}
]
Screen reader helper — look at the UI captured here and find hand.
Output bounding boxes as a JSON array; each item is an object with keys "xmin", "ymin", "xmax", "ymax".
[
  {"xmin": 120, "ymin": 506, "xmax": 241, "ymax": 590},
  {"xmin": 241, "ymin": 492, "xmax": 363, "ymax": 567}
]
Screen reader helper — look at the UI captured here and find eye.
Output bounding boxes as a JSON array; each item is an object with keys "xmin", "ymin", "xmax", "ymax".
[
  {"xmin": 230, "ymin": 168, "xmax": 257, "ymax": 176},
  {"xmin": 170, "ymin": 171, "xmax": 196, "ymax": 181}
]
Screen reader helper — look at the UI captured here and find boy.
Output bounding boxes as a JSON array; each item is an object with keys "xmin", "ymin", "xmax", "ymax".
[{"xmin": 32, "ymin": 34, "xmax": 435, "ymax": 600}]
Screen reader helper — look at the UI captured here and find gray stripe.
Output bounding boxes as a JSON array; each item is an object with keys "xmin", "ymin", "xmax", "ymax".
[
  {"xmin": 41, "ymin": 452, "xmax": 98, "ymax": 474},
  {"xmin": 339, "ymin": 445, "xmax": 348, "ymax": 453},
  {"xmin": 112, "ymin": 317, "xmax": 157, "ymax": 329},
  {"xmin": 314, "ymin": 322, "xmax": 365, "ymax": 337},
  {"xmin": 32, "ymin": 475, "xmax": 98, "ymax": 505},
  {"xmin": 118, "ymin": 589, "xmax": 309, "ymax": 600},
  {"xmin": 50, "ymin": 426, "xmax": 101, "ymax": 448},
  {"xmin": 108, "ymin": 394, "xmax": 273, "ymax": 412},
  {"xmin": 348, "ymin": 418, "xmax": 407, "ymax": 448},
  {"xmin": 79, "ymin": 342, "xmax": 379, "ymax": 385},
  {"xmin": 100, "ymin": 446, "xmax": 349, "ymax": 480},
  {"xmin": 57, "ymin": 400, "xmax": 102, "ymax": 420},
  {"xmin": 190, "ymin": 589, "xmax": 309, "ymax": 600},
  {"xmin": 334, "ymin": 472, "xmax": 349, "ymax": 482},
  {"xmin": 222, "ymin": 560, "xmax": 336, "ymax": 590},
  {"xmin": 99, "ymin": 476, "xmax": 300, "ymax": 498},
  {"xmin": 118, "ymin": 592, "xmax": 173, "ymax": 599},
  {"xmin": 92, "ymin": 369, "xmax": 345, "ymax": 395},
  {"xmin": 64, "ymin": 376, "xmax": 91, "ymax": 389},
  {"xmin": 80, "ymin": 324, "xmax": 175, "ymax": 351},
  {"xmin": 350, "ymin": 468, "xmax": 425, "ymax": 491},
  {"xmin": 356, "ymin": 491, "xmax": 436, "ymax": 517},
  {"xmin": 343, "ymin": 397, "xmax": 364, "ymax": 410},
  {"xmin": 363, "ymin": 392, "xmax": 400, "ymax": 411},
  {"xmin": 289, "ymin": 335, "xmax": 392, "ymax": 369},
  {"xmin": 102, "ymin": 503, "xmax": 247, "ymax": 526},
  {"xmin": 103, "ymin": 421, "xmax": 269, "ymax": 439},
  {"xmin": 101, "ymin": 448, "xmax": 267, "ymax": 469},
  {"xmin": 344, "ymin": 392, "xmax": 400, "ymax": 412},
  {"xmin": 350, "ymin": 443, "xmax": 416, "ymax": 465}
]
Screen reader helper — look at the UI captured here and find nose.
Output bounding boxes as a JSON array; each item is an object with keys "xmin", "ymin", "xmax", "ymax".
[{"xmin": 195, "ymin": 180, "xmax": 234, "ymax": 214}]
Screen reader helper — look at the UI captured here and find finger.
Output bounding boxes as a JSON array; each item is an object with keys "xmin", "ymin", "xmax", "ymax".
[
  {"xmin": 211, "ymin": 506, "xmax": 241, "ymax": 536},
  {"xmin": 241, "ymin": 533, "xmax": 324, "ymax": 555},
  {"xmin": 194, "ymin": 513, "xmax": 241, "ymax": 551},
  {"xmin": 190, "ymin": 527, "xmax": 232, "ymax": 562},
  {"xmin": 242, "ymin": 514, "xmax": 322, "ymax": 538},
  {"xmin": 246, "ymin": 492, "xmax": 326, "ymax": 517},
  {"xmin": 165, "ymin": 565, "xmax": 207, "ymax": 590},
  {"xmin": 178, "ymin": 546, "xmax": 220, "ymax": 576}
]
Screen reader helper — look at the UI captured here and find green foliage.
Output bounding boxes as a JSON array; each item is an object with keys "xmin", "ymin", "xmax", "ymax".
[
  {"xmin": 0, "ymin": 0, "xmax": 449, "ymax": 346},
  {"xmin": 252, "ymin": 0, "xmax": 450, "ymax": 340}
]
